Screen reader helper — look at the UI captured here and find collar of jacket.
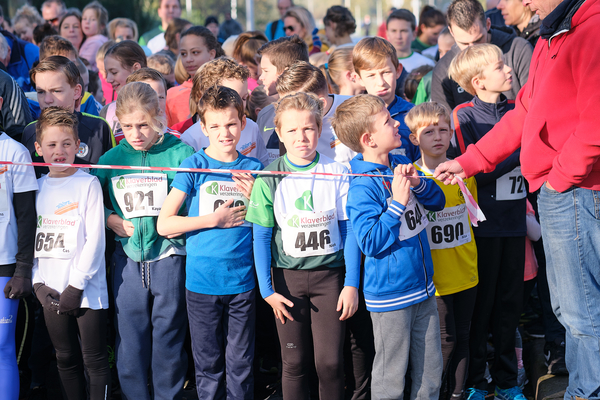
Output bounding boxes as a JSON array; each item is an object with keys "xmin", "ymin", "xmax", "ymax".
[{"xmin": 540, "ymin": 0, "xmax": 587, "ymax": 39}]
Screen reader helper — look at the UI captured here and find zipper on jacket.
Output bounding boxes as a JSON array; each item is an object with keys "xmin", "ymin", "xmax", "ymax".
[
  {"xmin": 417, "ymin": 234, "xmax": 431, "ymax": 297},
  {"xmin": 140, "ymin": 151, "xmax": 147, "ymax": 263}
]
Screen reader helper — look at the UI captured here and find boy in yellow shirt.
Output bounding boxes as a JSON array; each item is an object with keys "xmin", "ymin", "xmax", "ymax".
[{"xmin": 407, "ymin": 102, "xmax": 478, "ymax": 400}]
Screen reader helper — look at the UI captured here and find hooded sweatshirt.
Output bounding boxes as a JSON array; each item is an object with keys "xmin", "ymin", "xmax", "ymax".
[
  {"xmin": 93, "ymin": 133, "xmax": 195, "ymax": 262},
  {"xmin": 457, "ymin": 0, "xmax": 600, "ymax": 193},
  {"xmin": 347, "ymin": 153, "xmax": 445, "ymax": 312},
  {"xmin": 431, "ymin": 26, "xmax": 533, "ymax": 111}
]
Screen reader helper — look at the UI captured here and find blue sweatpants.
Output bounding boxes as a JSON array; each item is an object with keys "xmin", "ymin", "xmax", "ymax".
[
  {"xmin": 186, "ymin": 288, "xmax": 256, "ymax": 400},
  {"xmin": 112, "ymin": 244, "xmax": 188, "ymax": 400}
]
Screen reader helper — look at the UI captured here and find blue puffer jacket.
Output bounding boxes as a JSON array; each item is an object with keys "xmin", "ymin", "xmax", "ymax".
[{"xmin": 347, "ymin": 153, "xmax": 445, "ymax": 312}]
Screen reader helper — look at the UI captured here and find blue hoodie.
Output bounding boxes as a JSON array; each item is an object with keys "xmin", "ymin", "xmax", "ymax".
[
  {"xmin": 347, "ymin": 153, "xmax": 445, "ymax": 312},
  {"xmin": 388, "ymin": 95, "xmax": 420, "ymax": 162}
]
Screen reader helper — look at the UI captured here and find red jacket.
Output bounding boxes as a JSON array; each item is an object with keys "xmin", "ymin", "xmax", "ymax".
[{"xmin": 458, "ymin": 0, "xmax": 600, "ymax": 193}]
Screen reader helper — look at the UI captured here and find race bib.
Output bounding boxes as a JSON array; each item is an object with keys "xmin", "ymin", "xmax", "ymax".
[
  {"xmin": 267, "ymin": 148, "xmax": 280, "ymax": 165},
  {"xmin": 281, "ymin": 209, "xmax": 341, "ymax": 258},
  {"xmin": 34, "ymin": 215, "xmax": 79, "ymax": 259},
  {"xmin": 389, "ymin": 193, "xmax": 428, "ymax": 241},
  {"xmin": 199, "ymin": 181, "xmax": 250, "ymax": 227},
  {"xmin": 111, "ymin": 174, "xmax": 168, "ymax": 219},
  {"xmin": 426, "ymin": 204, "xmax": 471, "ymax": 250},
  {"xmin": 0, "ymin": 172, "xmax": 8, "ymax": 222},
  {"xmin": 496, "ymin": 167, "xmax": 526, "ymax": 201}
]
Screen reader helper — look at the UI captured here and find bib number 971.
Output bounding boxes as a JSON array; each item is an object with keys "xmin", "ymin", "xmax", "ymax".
[
  {"xmin": 35, "ymin": 232, "xmax": 65, "ymax": 252},
  {"xmin": 123, "ymin": 190, "xmax": 154, "ymax": 213},
  {"xmin": 430, "ymin": 222, "xmax": 464, "ymax": 244},
  {"xmin": 295, "ymin": 230, "xmax": 331, "ymax": 252}
]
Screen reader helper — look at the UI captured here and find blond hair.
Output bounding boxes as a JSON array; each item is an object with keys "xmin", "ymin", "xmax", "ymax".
[
  {"xmin": 36, "ymin": 106, "xmax": 79, "ymax": 144},
  {"xmin": 274, "ymin": 92, "xmax": 324, "ymax": 136},
  {"xmin": 405, "ymin": 102, "xmax": 451, "ymax": 136},
  {"xmin": 276, "ymin": 61, "xmax": 328, "ymax": 96},
  {"xmin": 448, "ymin": 43, "xmax": 503, "ymax": 95},
  {"xmin": 108, "ymin": 18, "xmax": 138, "ymax": 41},
  {"xmin": 331, "ymin": 94, "xmax": 386, "ymax": 153},
  {"xmin": 116, "ymin": 82, "xmax": 165, "ymax": 136},
  {"xmin": 283, "ymin": 6, "xmax": 316, "ymax": 43},
  {"xmin": 147, "ymin": 53, "xmax": 175, "ymax": 76},
  {"xmin": 320, "ymin": 46, "xmax": 354, "ymax": 94},
  {"xmin": 190, "ymin": 57, "xmax": 250, "ymax": 116},
  {"xmin": 174, "ymin": 56, "xmax": 189, "ymax": 85},
  {"xmin": 353, "ymin": 37, "xmax": 399, "ymax": 75}
]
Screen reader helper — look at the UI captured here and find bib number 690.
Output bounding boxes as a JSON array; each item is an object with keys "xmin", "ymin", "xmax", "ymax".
[
  {"xmin": 295, "ymin": 230, "xmax": 331, "ymax": 252},
  {"xmin": 431, "ymin": 222, "xmax": 464, "ymax": 244}
]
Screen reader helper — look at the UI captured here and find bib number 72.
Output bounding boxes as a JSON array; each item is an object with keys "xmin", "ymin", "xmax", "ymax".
[{"xmin": 295, "ymin": 230, "xmax": 331, "ymax": 251}]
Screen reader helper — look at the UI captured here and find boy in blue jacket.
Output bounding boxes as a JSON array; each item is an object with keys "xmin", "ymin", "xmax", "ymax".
[
  {"xmin": 333, "ymin": 94, "xmax": 445, "ymax": 400},
  {"xmin": 353, "ymin": 36, "xmax": 419, "ymax": 162}
]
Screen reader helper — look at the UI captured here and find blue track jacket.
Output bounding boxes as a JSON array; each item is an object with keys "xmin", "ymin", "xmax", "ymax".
[{"xmin": 347, "ymin": 154, "xmax": 445, "ymax": 312}]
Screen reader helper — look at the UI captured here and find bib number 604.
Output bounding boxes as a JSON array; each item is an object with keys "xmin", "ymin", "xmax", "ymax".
[{"xmin": 295, "ymin": 230, "xmax": 331, "ymax": 251}]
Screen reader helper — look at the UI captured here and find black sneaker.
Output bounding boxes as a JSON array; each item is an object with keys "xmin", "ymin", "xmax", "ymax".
[{"xmin": 544, "ymin": 339, "xmax": 568, "ymax": 375}]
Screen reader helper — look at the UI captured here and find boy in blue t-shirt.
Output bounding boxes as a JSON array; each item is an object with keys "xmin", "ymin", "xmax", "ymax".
[
  {"xmin": 333, "ymin": 94, "xmax": 446, "ymax": 400},
  {"xmin": 158, "ymin": 86, "xmax": 262, "ymax": 398}
]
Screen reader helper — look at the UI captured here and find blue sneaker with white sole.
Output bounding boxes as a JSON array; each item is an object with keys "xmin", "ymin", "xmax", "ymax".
[{"xmin": 495, "ymin": 386, "xmax": 527, "ymax": 400}]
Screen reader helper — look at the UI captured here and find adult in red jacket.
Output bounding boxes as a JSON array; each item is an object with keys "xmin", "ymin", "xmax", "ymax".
[{"xmin": 435, "ymin": 0, "xmax": 600, "ymax": 397}]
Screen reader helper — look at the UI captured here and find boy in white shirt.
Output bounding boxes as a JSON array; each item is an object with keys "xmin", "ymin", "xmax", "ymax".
[
  {"xmin": 32, "ymin": 106, "xmax": 110, "ymax": 399},
  {"xmin": 386, "ymin": 9, "xmax": 435, "ymax": 73}
]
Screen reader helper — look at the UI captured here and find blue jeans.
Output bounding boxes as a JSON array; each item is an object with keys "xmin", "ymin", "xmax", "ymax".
[
  {"xmin": 538, "ymin": 185, "xmax": 600, "ymax": 400},
  {"xmin": 370, "ymin": 296, "xmax": 442, "ymax": 400},
  {"xmin": 112, "ymin": 244, "xmax": 188, "ymax": 400}
]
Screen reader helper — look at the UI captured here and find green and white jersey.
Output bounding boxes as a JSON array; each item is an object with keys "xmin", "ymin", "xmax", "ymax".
[{"xmin": 246, "ymin": 153, "xmax": 349, "ymax": 270}]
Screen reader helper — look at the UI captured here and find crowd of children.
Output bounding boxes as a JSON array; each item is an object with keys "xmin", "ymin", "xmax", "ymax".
[{"xmin": 0, "ymin": 0, "xmax": 570, "ymax": 399}]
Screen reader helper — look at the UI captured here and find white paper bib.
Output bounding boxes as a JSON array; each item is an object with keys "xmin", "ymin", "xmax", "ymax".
[
  {"xmin": 34, "ymin": 215, "xmax": 80, "ymax": 259},
  {"xmin": 281, "ymin": 209, "xmax": 341, "ymax": 258},
  {"xmin": 199, "ymin": 181, "xmax": 250, "ymax": 227},
  {"xmin": 0, "ymin": 173, "xmax": 8, "ymax": 223},
  {"xmin": 389, "ymin": 193, "xmax": 428, "ymax": 241},
  {"xmin": 426, "ymin": 204, "xmax": 472, "ymax": 250},
  {"xmin": 111, "ymin": 173, "xmax": 168, "ymax": 219},
  {"xmin": 496, "ymin": 167, "xmax": 526, "ymax": 201}
]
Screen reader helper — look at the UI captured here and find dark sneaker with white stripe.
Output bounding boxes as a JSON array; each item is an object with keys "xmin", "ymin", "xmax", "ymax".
[{"xmin": 544, "ymin": 339, "xmax": 568, "ymax": 375}]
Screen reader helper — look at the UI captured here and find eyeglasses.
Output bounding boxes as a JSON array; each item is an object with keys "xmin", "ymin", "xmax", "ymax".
[
  {"xmin": 283, "ymin": 26, "xmax": 296, "ymax": 32},
  {"xmin": 46, "ymin": 17, "xmax": 60, "ymax": 24}
]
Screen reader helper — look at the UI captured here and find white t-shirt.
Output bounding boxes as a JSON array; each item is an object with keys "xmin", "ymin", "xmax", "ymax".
[
  {"xmin": 399, "ymin": 52, "xmax": 436, "ymax": 73},
  {"xmin": 422, "ymin": 45, "xmax": 438, "ymax": 61},
  {"xmin": 180, "ymin": 118, "xmax": 269, "ymax": 166},
  {"xmin": 0, "ymin": 133, "xmax": 38, "ymax": 265},
  {"xmin": 319, "ymin": 94, "xmax": 357, "ymax": 169},
  {"xmin": 147, "ymin": 33, "xmax": 167, "ymax": 54},
  {"xmin": 32, "ymin": 170, "xmax": 108, "ymax": 310}
]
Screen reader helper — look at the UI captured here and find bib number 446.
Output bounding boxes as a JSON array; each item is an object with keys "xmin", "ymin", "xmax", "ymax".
[{"xmin": 295, "ymin": 230, "xmax": 331, "ymax": 252}]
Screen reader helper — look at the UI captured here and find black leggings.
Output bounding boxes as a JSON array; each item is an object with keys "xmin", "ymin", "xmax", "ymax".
[
  {"xmin": 273, "ymin": 267, "xmax": 345, "ymax": 400},
  {"xmin": 43, "ymin": 307, "xmax": 110, "ymax": 400},
  {"xmin": 436, "ymin": 286, "xmax": 477, "ymax": 396}
]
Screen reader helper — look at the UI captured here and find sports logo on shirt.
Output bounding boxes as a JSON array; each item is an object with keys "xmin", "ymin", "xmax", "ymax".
[
  {"xmin": 37, "ymin": 215, "xmax": 42, "ymax": 228},
  {"xmin": 77, "ymin": 142, "xmax": 89, "ymax": 158},
  {"xmin": 295, "ymin": 190, "xmax": 314, "ymax": 211}
]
